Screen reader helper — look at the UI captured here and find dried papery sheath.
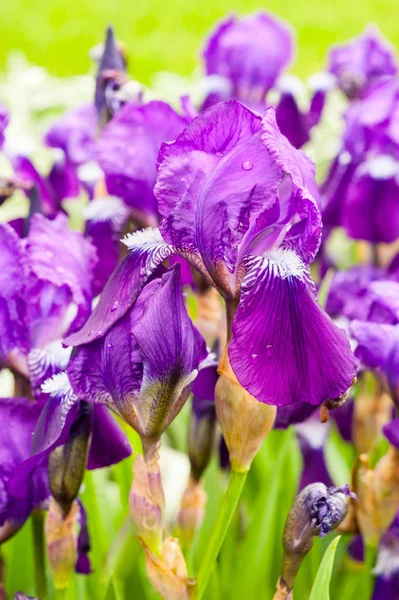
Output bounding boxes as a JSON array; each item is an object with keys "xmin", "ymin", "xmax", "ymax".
[
  {"xmin": 45, "ymin": 498, "xmax": 79, "ymax": 590},
  {"xmin": 274, "ymin": 483, "xmax": 353, "ymax": 598}
]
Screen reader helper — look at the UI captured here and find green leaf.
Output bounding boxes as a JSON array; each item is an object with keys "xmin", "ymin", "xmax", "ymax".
[{"xmin": 309, "ymin": 536, "xmax": 341, "ymax": 600}]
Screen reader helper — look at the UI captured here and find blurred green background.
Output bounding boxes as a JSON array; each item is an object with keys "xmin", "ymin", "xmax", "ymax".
[{"xmin": 1, "ymin": 0, "xmax": 398, "ymax": 83}]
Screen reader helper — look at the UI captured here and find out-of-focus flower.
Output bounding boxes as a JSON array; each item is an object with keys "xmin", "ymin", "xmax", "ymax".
[
  {"xmin": 322, "ymin": 78, "xmax": 399, "ymax": 243},
  {"xmin": 296, "ymin": 415, "xmax": 333, "ymax": 489},
  {"xmin": 66, "ymin": 265, "xmax": 207, "ymax": 458},
  {"xmin": 71, "ymin": 101, "xmax": 356, "ymax": 409},
  {"xmin": 0, "ymin": 214, "xmax": 97, "ymax": 390},
  {"xmin": 373, "ymin": 514, "xmax": 399, "ymax": 599},
  {"xmin": 328, "ymin": 26, "xmax": 397, "ymax": 100},
  {"xmin": 202, "ymin": 12, "xmax": 294, "ymax": 109},
  {"xmin": 95, "ymin": 100, "xmax": 187, "ymax": 223},
  {"xmin": 0, "ymin": 103, "xmax": 9, "ymax": 149},
  {"xmin": 274, "ymin": 483, "xmax": 353, "ymax": 599}
]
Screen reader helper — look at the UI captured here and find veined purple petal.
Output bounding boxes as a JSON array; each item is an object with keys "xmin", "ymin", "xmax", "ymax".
[
  {"xmin": 96, "ymin": 100, "xmax": 187, "ymax": 215},
  {"xmin": 328, "ymin": 26, "xmax": 397, "ymax": 98},
  {"xmin": 326, "ymin": 265, "xmax": 383, "ymax": 319},
  {"xmin": 0, "ymin": 397, "xmax": 48, "ymax": 527},
  {"xmin": 64, "ymin": 228, "xmax": 176, "ymax": 346},
  {"xmin": 203, "ymin": 12, "xmax": 294, "ymax": 103},
  {"xmin": 321, "ymin": 154, "xmax": 358, "ymax": 230},
  {"xmin": 229, "ymin": 251, "xmax": 357, "ymax": 406},
  {"xmin": 44, "ymin": 104, "xmax": 96, "ymax": 166}
]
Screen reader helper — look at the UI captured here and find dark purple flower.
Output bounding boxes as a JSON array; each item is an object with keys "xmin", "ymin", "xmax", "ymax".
[
  {"xmin": 95, "ymin": 26, "xmax": 127, "ymax": 128},
  {"xmin": 0, "ymin": 214, "xmax": 97, "ymax": 388},
  {"xmin": 328, "ymin": 26, "xmax": 397, "ymax": 99},
  {"xmin": 322, "ymin": 78, "xmax": 399, "ymax": 242},
  {"xmin": 66, "ymin": 266, "xmax": 207, "ymax": 453},
  {"xmin": 68, "ymin": 101, "xmax": 356, "ymax": 408},
  {"xmin": 0, "ymin": 397, "xmax": 47, "ymax": 533},
  {"xmin": 202, "ymin": 12, "xmax": 293, "ymax": 108},
  {"xmin": 0, "ymin": 103, "xmax": 9, "ymax": 149},
  {"xmin": 296, "ymin": 415, "xmax": 333, "ymax": 490},
  {"xmin": 96, "ymin": 100, "xmax": 187, "ymax": 219},
  {"xmin": 326, "ymin": 265, "xmax": 384, "ymax": 320}
]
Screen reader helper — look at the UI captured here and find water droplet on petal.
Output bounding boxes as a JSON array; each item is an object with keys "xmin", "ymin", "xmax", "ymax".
[
  {"xmin": 111, "ymin": 300, "xmax": 119, "ymax": 312},
  {"xmin": 95, "ymin": 330, "xmax": 103, "ymax": 338},
  {"xmin": 107, "ymin": 343, "xmax": 113, "ymax": 350},
  {"xmin": 242, "ymin": 161, "xmax": 253, "ymax": 171},
  {"xmin": 88, "ymin": 330, "xmax": 94, "ymax": 337},
  {"xmin": 266, "ymin": 345, "xmax": 273, "ymax": 356},
  {"xmin": 251, "ymin": 353, "xmax": 258, "ymax": 359}
]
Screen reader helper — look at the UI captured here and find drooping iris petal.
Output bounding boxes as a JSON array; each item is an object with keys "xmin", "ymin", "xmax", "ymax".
[
  {"xmin": 0, "ymin": 223, "xmax": 29, "ymax": 375},
  {"xmin": 64, "ymin": 228, "xmax": 176, "ymax": 346},
  {"xmin": 203, "ymin": 12, "xmax": 293, "ymax": 104},
  {"xmin": 84, "ymin": 196, "xmax": 130, "ymax": 296},
  {"xmin": 96, "ymin": 100, "xmax": 187, "ymax": 216},
  {"xmin": 191, "ymin": 362, "xmax": 218, "ymax": 420},
  {"xmin": 275, "ymin": 92, "xmax": 310, "ymax": 149},
  {"xmin": 328, "ymin": 26, "xmax": 397, "ymax": 99},
  {"xmin": 87, "ymin": 405, "xmax": 131, "ymax": 469},
  {"xmin": 48, "ymin": 156, "xmax": 80, "ymax": 203},
  {"xmin": 25, "ymin": 213, "xmax": 97, "ymax": 340},
  {"xmin": 45, "ymin": 104, "xmax": 96, "ymax": 166},
  {"xmin": 274, "ymin": 403, "xmax": 316, "ymax": 429},
  {"xmin": 0, "ymin": 397, "xmax": 48, "ymax": 528},
  {"xmin": 229, "ymin": 251, "xmax": 357, "ymax": 406}
]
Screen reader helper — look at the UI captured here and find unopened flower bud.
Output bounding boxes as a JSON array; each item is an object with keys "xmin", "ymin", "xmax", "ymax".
[
  {"xmin": 177, "ymin": 478, "xmax": 207, "ymax": 549},
  {"xmin": 216, "ymin": 349, "xmax": 276, "ymax": 472},
  {"xmin": 45, "ymin": 498, "xmax": 79, "ymax": 590},
  {"xmin": 143, "ymin": 537, "xmax": 191, "ymax": 600},
  {"xmin": 274, "ymin": 483, "xmax": 353, "ymax": 598},
  {"xmin": 354, "ymin": 449, "xmax": 399, "ymax": 548},
  {"xmin": 129, "ymin": 451, "xmax": 165, "ymax": 556},
  {"xmin": 48, "ymin": 403, "xmax": 92, "ymax": 514}
]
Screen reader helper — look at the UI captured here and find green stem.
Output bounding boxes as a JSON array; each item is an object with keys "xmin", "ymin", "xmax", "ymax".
[
  {"xmin": 31, "ymin": 511, "xmax": 47, "ymax": 600},
  {"xmin": 195, "ymin": 469, "xmax": 248, "ymax": 599},
  {"xmin": 55, "ymin": 589, "xmax": 67, "ymax": 600},
  {"xmin": 364, "ymin": 544, "xmax": 377, "ymax": 599}
]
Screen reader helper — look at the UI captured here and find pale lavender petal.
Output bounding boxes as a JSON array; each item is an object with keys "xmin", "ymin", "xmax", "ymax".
[
  {"xmin": 44, "ymin": 104, "xmax": 96, "ymax": 166},
  {"xmin": 229, "ymin": 252, "xmax": 357, "ymax": 406}
]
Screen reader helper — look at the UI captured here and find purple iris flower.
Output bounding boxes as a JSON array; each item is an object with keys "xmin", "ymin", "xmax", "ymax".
[
  {"xmin": 202, "ymin": 12, "xmax": 294, "ymax": 109},
  {"xmin": 0, "ymin": 102, "xmax": 8, "ymax": 149},
  {"xmin": 68, "ymin": 101, "xmax": 356, "ymax": 408},
  {"xmin": 0, "ymin": 214, "xmax": 97, "ymax": 389},
  {"xmin": 65, "ymin": 265, "xmax": 207, "ymax": 454},
  {"xmin": 328, "ymin": 26, "xmax": 397, "ymax": 100},
  {"xmin": 322, "ymin": 77, "xmax": 399, "ymax": 243},
  {"xmin": 96, "ymin": 100, "xmax": 188, "ymax": 222}
]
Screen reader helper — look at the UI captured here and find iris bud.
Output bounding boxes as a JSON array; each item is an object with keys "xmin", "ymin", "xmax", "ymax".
[
  {"xmin": 188, "ymin": 410, "xmax": 216, "ymax": 483},
  {"xmin": 215, "ymin": 349, "xmax": 276, "ymax": 472},
  {"xmin": 177, "ymin": 477, "xmax": 207, "ymax": 549},
  {"xmin": 353, "ymin": 389, "xmax": 392, "ymax": 454},
  {"xmin": 129, "ymin": 451, "xmax": 165, "ymax": 556},
  {"xmin": 48, "ymin": 403, "xmax": 92, "ymax": 514},
  {"xmin": 143, "ymin": 537, "xmax": 191, "ymax": 600},
  {"xmin": 274, "ymin": 483, "xmax": 353, "ymax": 598},
  {"xmin": 45, "ymin": 498, "xmax": 79, "ymax": 590},
  {"xmin": 354, "ymin": 449, "xmax": 399, "ymax": 548}
]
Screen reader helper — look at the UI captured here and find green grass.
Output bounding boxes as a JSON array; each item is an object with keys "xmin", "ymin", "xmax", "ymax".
[{"xmin": 1, "ymin": 0, "xmax": 398, "ymax": 84}]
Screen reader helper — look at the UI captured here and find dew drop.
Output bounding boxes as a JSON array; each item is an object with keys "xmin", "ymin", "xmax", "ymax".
[
  {"xmin": 251, "ymin": 353, "xmax": 258, "ymax": 359},
  {"xmin": 111, "ymin": 300, "xmax": 119, "ymax": 312},
  {"xmin": 266, "ymin": 345, "xmax": 273, "ymax": 356},
  {"xmin": 107, "ymin": 343, "xmax": 113, "ymax": 350},
  {"xmin": 95, "ymin": 330, "xmax": 103, "ymax": 338},
  {"xmin": 242, "ymin": 161, "xmax": 253, "ymax": 171},
  {"xmin": 88, "ymin": 330, "xmax": 94, "ymax": 337}
]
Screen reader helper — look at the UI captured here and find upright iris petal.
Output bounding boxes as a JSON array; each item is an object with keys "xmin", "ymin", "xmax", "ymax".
[{"xmin": 202, "ymin": 12, "xmax": 293, "ymax": 108}]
